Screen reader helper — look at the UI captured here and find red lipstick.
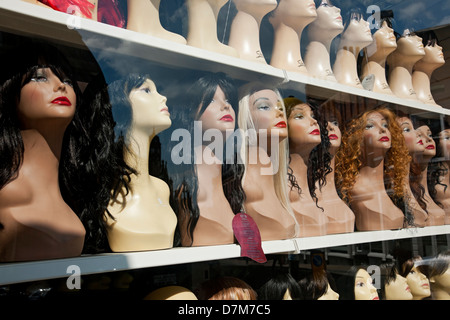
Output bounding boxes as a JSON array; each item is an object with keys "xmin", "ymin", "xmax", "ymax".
[
  {"xmin": 310, "ymin": 129, "xmax": 320, "ymax": 135},
  {"xmin": 329, "ymin": 134, "xmax": 338, "ymax": 140},
  {"xmin": 426, "ymin": 145, "xmax": 435, "ymax": 150},
  {"xmin": 220, "ymin": 114, "xmax": 234, "ymax": 122},
  {"xmin": 51, "ymin": 96, "xmax": 71, "ymax": 106},
  {"xmin": 275, "ymin": 121, "xmax": 287, "ymax": 128},
  {"xmin": 417, "ymin": 140, "xmax": 423, "ymax": 145},
  {"xmin": 379, "ymin": 136, "xmax": 390, "ymax": 142}
]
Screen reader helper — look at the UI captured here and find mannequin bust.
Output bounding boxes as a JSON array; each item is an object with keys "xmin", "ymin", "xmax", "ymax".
[
  {"xmin": 400, "ymin": 256, "xmax": 431, "ymax": 300},
  {"xmin": 413, "ymin": 123, "xmax": 446, "ymax": 226},
  {"xmin": 186, "ymin": 0, "xmax": 239, "ymax": 57},
  {"xmin": 319, "ymin": 102, "xmax": 355, "ymax": 234},
  {"xmin": 34, "ymin": 0, "xmax": 98, "ymax": 19},
  {"xmin": 361, "ymin": 19, "xmax": 397, "ymax": 94},
  {"xmin": 258, "ymin": 273, "xmax": 301, "ymax": 300},
  {"xmin": 101, "ymin": 74, "xmax": 177, "ymax": 252},
  {"xmin": 430, "ymin": 128, "xmax": 450, "ymax": 224},
  {"xmin": 395, "ymin": 113, "xmax": 429, "ymax": 227},
  {"xmin": 412, "ymin": 31, "xmax": 445, "ymax": 107},
  {"xmin": 335, "ymin": 107, "xmax": 409, "ymax": 231},
  {"xmin": 380, "ymin": 263, "xmax": 413, "ymax": 300},
  {"xmin": 304, "ymin": 0, "xmax": 344, "ymax": 81},
  {"xmin": 126, "ymin": 0, "xmax": 186, "ymax": 44},
  {"xmin": 228, "ymin": 0, "xmax": 277, "ymax": 63},
  {"xmin": 284, "ymin": 97, "xmax": 328, "ymax": 237},
  {"xmin": 426, "ymin": 251, "xmax": 450, "ymax": 300},
  {"xmin": 237, "ymin": 82, "xmax": 297, "ymax": 241},
  {"xmin": 268, "ymin": 0, "xmax": 317, "ymax": 74},
  {"xmin": 167, "ymin": 72, "xmax": 244, "ymax": 247},
  {"xmin": 337, "ymin": 266, "xmax": 379, "ymax": 300},
  {"xmin": 387, "ymin": 29, "xmax": 425, "ymax": 100},
  {"xmin": 0, "ymin": 42, "xmax": 85, "ymax": 262},
  {"xmin": 332, "ymin": 10, "xmax": 372, "ymax": 88}
]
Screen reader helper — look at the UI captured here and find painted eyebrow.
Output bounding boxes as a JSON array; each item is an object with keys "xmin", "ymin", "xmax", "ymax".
[{"xmin": 253, "ymin": 97, "xmax": 270, "ymax": 105}]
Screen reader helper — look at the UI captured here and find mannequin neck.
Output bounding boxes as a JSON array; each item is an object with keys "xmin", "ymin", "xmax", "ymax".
[
  {"xmin": 186, "ymin": 0, "xmax": 220, "ymax": 43},
  {"xmin": 127, "ymin": 0, "xmax": 163, "ymax": 31},
  {"xmin": 126, "ymin": 128, "xmax": 158, "ymax": 182},
  {"xmin": 389, "ymin": 52, "xmax": 423, "ymax": 74},
  {"xmin": 359, "ymin": 149, "xmax": 387, "ymax": 183}
]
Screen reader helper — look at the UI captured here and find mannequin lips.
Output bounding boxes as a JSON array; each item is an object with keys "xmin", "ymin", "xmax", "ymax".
[
  {"xmin": 220, "ymin": 114, "xmax": 234, "ymax": 122},
  {"xmin": 275, "ymin": 121, "xmax": 286, "ymax": 128},
  {"xmin": 417, "ymin": 139, "xmax": 423, "ymax": 145},
  {"xmin": 372, "ymin": 296, "xmax": 380, "ymax": 300},
  {"xmin": 406, "ymin": 286, "xmax": 411, "ymax": 292},
  {"xmin": 379, "ymin": 136, "xmax": 390, "ymax": 142},
  {"xmin": 160, "ymin": 106, "xmax": 170, "ymax": 115},
  {"xmin": 310, "ymin": 129, "xmax": 320, "ymax": 135},
  {"xmin": 426, "ymin": 145, "xmax": 435, "ymax": 150},
  {"xmin": 329, "ymin": 134, "xmax": 339, "ymax": 140},
  {"xmin": 51, "ymin": 96, "xmax": 71, "ymax": 106}
]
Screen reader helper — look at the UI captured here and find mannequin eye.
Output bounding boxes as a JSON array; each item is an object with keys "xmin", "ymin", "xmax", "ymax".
[
  {"xmin": 365, "ymin": 123, "xmax": 374, "ymax": 130},
  {"xmin": 62, "ymin": 78, "xmax": 74, "ymax": 87},
  {"xmin": 293, "ymin": 113, "xmax": 304, "ymax": 120},
  {"xmin": 403, "ymin": 127, "xmax": 410, "ymax": 133},
  {"xmin": 257, "ymin": 103, "xmax": 271, "ymax": 111}
]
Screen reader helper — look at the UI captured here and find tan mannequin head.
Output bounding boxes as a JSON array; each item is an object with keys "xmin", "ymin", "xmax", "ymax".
[
  {"xmin": 338, "ymin": 10, "xmax": 372, "ymax": 53},
  {"xmin": 365, "ymin": 20, "xmax": 397, "ymax": 60},
  {"xmin": 269, "ymin": 0, "xmax": 317, "ymax": 29},
  {"xmin": 354, "ymin": 268, "xmax": 380, "ymax": 300},
  {"xmin": 396, "ymin": 116, "xmax": 425, "ymax": 156},
  {"xmin": 307, "ymin": 0, "xmax": 343, "ymax": 41},
  {"xmin": 400, "ymin": 256, "xmax": 431, "ymax": 300}
]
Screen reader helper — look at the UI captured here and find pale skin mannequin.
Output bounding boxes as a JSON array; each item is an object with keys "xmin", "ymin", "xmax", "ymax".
[
  {"xmin": 228, "ymin": 0, "xmax": 277, "ymax": 63},
  {"xmin": 190, "ymin": 86, "xmax": 236, "ymax": 246},
  {"xmin": 23, "ymin": 0, "xmax": 98, "ymax": 19},
  {"xmin": 406, "ymin": 265, "xmax": 431, "ymax": 300},
  {"xmin": 318, "ymin": 107, "xmax": 355, "ymax": 234},
  {"xmin": 239, "ymin": 88, "xmax": 297, "ymax": 241},
  {"xmin": 332, "ymin": 13, "xmax": 372, "ymax": 88},
  {"xmin": 384, "ymin": 272, "xmax": 413, "ymax": 300},
  {"xmin": 387, "ymin": 32, "xmax": 425, "ymax": 100},
  {"xmin": 106, "ymin": 78, "xmax": 178, "ymax": 252},
  {"xmin": 396, "ymin": 116, "xmax": 428, "ymax": 227},
  {"xmin": 0, "ymin": 67, "xmax": 85, "ymax": 262},
  {"xmin": 354, "ymin": 269, "xmax": 379, "ymax": 300},
  {"xmin": 288, "ymin": 103, "xmax": 328, "ymax": 237},
  {"xmin": 434, "ymin": 129, "xmax": 450, "ymax": 225},
  {"xmin": 186, "ymin": 0, "xmax": 239, "ymax": 57},
  {"xmin": 126, "ymin": 0, "xmax": 186, "ymax": 44},
  {"xmin": 317, "ymin": 283, "xmax": 339, "ymax": 300},
  {"xmin": 304, "ymin": 0, "xmax": 344, "ymax": 81},
  {"xmin": 350, "ymin": 112, "xmax": 404, "ymax": 231},
  {"xmin": 361, "ymin": 20, "xmax": 397, "ymax": 94},
  {"xmin": 269, "ymin": 0, "xmax": 317, "ymax": 74},
  {"xmin": 412, "ymin": 42, "xmax": 445, "ymax": 106},
  {"xmin": 429, "ymin": 257, "xmax": 450, "ymax": 300},
  {"xmin": 414, "ymin": 125, "xmax": 446, "ymax": 226}
]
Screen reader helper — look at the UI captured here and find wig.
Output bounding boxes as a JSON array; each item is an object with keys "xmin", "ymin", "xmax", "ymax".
[
  {"xmin": 237, "ymin": 81, "xmax": 294, "ymax": 228},
  {"xmin": 196, "ymin": 276, "xmax": 257, "ymax": 300},
  {"xmin": 298, "ymin": 270, "xmax": 338, "ymax": 300},
  {"xmin": 284, "ymin": 97, "xmax": 332, "ymax": 210},
  {"xmin": 424, "ymin": 251, "xmax": 450, "ymax": 280},
  {"xmin": 335, "ymin": 265, "xmax": 369, "ymax": 300},
  {"xmin": 379, "ymin": 262, "xmax": 400, "ymax": 300},
  {"xmin": 66, "ymin": 74, "xmax": 155, "ymax": 253},
  {"xmin": 163, "ymin": 72, "xmax": 245, "ymax": 246},
  {"xmin": 334, "ymin": 107, "xmax": 411, "ymax": 210},
  {"xmin": 258, "ymin": 273, "xmax": 301, "ymax": 300}
]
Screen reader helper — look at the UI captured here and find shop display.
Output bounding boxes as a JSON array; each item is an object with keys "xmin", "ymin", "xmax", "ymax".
[
  {"xmin": 228, "ymin": 0, "xmax": 277, "ymax": 63},
  {"xmin": 335, "ymin": 107, "xmax": 410, "ymax": 231},
  {"xmin": 285, "ymin": 97, "xmax": 328, "ymax": 237},
  {"xmin": 399, "ymin": 255, "xmax": 432, "ymax": 300},
  {"xmin": 0, "ymin": 40, "xmax": 86, "ymax": 262},
  {"xmin": 304, "ymin": 0, "xmax": 344, "ymax": 81},
  {"xmin": 268, "ymin": 0, "xmax": 317, "ymax": 74},
  {"xmin": 333, "ymin": 9, "xmax": 373, "ymax": 88},
  {"xmin": 360, "ymin": 13, "xmax": 397, "ymax": 94},
  {"xmin": 412, "ymin": 30, "xmax": 446, "ymax": 107},
  {"xmin": 237, "ymin": 82, "xmax": 297, "ymax": 240},
  {"xmin": 126, "ymin": 0, "xmax": 186, "ymax": 44}
]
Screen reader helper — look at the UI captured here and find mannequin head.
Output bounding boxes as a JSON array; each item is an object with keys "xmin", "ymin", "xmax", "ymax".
[
  {"xmin": 307, "ymin": 0, "xmax": 343, "ymax": 41},
  {"xmin": 400, "ymin": 255, "xmax": 431, "ymax": 300},
  {"xmin": 396, "ymin": 114, "xmax": 425, "ymax": 156},
  {"xmin": 365, "ymin": 19, "xmax": 397, "ymax": 60},
  {"xmin": 196, "ymin": 276, "xmax": 257, "ymax": 300},
  {"xmin": 426, "ymin": 251, "xmax": 450, "ymax": 300},
  {"xmin": 438, "ymin": 128, "xmax": 450, "ymax": 161},
  {"xmin": 258, "ymin": 273, "xmax": 301, "ymax": 300},
  {"xmin": 322, "ymin": 101, "xmax": 343, "ymax": 156},
  {"xmin": 338, "ymin": 9, "xmax": 372, "ymax": 52},
  {"xmin": 380, "ymin": 263, "xmax": 413, "ymax": 300},
  {"xmin": 335, "ymin": 107, "xmax": 410, "ymax": 205},
  {"xmin": 269, "ymin": 0, "xmax": 317, "ymax": 30},
  {"xmin": 336, "ymin": 265, "xmax": 379, "ymax": 300},
  {"xmin": 414, "ymin": 30, "xmax": 445, "ymax": 74},
  {"xmin": 416, "ymin": 125, "xmax": 436, "ymax": 161},
  {"xmin": 233, "ymin": 0, "xmax": 278, "ymax": 20},
  {"xmin": 388, "ymin": 29, "xmax": 425, "ymax": 67},
  {"xmin": 298, "ymin": 270, "xmax": 339, "ymax": 300}
]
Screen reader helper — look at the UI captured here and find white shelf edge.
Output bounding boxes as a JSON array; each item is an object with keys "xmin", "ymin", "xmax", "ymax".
[
  {"xmin": 0, "ymin": 225, "xmax": 448, "ymax": 286},
  {"xmin": 1, "ymin": 1, "xmax": 449, "ymax": 115}
]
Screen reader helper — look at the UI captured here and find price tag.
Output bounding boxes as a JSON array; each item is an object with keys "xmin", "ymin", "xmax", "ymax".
[{"xmin": 232, "ymin": 213, "xmax": 266, "ymax": 263}]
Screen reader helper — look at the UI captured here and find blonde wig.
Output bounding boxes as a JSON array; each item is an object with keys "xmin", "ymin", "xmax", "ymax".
[
  {"xmin": 237, "ymin": 81, "xmax": 294, "ymax": 229},
  {"xmin": 335, "ymin": 106, "xmax": 411, "ymax": 205}
]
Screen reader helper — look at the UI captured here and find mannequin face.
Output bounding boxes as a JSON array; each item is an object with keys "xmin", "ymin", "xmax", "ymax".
[
  {"xmin": 275, "ymin": 0, "xmax": 317, "ymax": 20},
  {"xmin": 362, "ymin": 111, "xmax": 391, "ymax": 151},
  {"xmin": 421, "ymin": 43, "xmax": 445, "ymax": 65},
  {"xmin": 396, "ymin": 34, "xmax": 425, "ymax": 56},
  {"xmin": 385, "ymin": 273, "xmax": 413, "ymax": 300},
  {"xmin": 249, "ymin": 89, "xmax": 287, "ymax": 139},
  {"xmin": 406, "ymin": 266, "xmax": 431, "ymax": 299},
  {"xmin": 287, "ymin": 103, "xmax": 321, "ymax": 148},
  {"xmin": 438, "ymin": 129, "xmax": 450, "ymax": 160},
  {"xmin": 312, "ymin": 0, "xmax": 343, "ymax": 31},
  {"xmin": 327, "ymin": 119, "xmax": 341, "ymax": 150},
  {"xmin": 397, "ymin": 117, "xmax": 425, "ymax": 155},
  {"xmin": 373, "ymin": 21, "xmax": 397, "ymax": 49},
  {"xmin": 317, "ymin": 283, "xmax": 339, "ymax": 300},
  {"xmin": 233, "ymin": 0, "xmax": 278, "ymax": 15},
  {"xmin": 416, "ymin": 125, "xmax": 435, "ymax": 158},
  {"xmin": 341, "ymin": 16, "xmax": 372, "ymax": 45},
  {"xmin": 198, "ymin": 86, "xmax": 236, "ymax": 133},
  {"xmin": 128, "ymin": 78, "xmax": 171, "ymax": 132},
  {"xmin": 354, "ymin": 269, "xmax": 379, "ymax": 300},
  {"xmin": 430, "ymin": 266, "xmax": 450, "ymax": 290},
  {"xmin": 17, "ymin": 67, "xmax": 76, "ymax": 130}
]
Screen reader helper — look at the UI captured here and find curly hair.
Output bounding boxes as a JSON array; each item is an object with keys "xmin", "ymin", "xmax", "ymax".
[{"xmin": 335, "ymin": 107, "xmax": 411, "ymax": 208}]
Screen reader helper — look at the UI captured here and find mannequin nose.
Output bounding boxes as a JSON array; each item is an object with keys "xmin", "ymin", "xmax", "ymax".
[{"xmin": 54, "ymin": 80, "xmax": 67, "ymax": 92}]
